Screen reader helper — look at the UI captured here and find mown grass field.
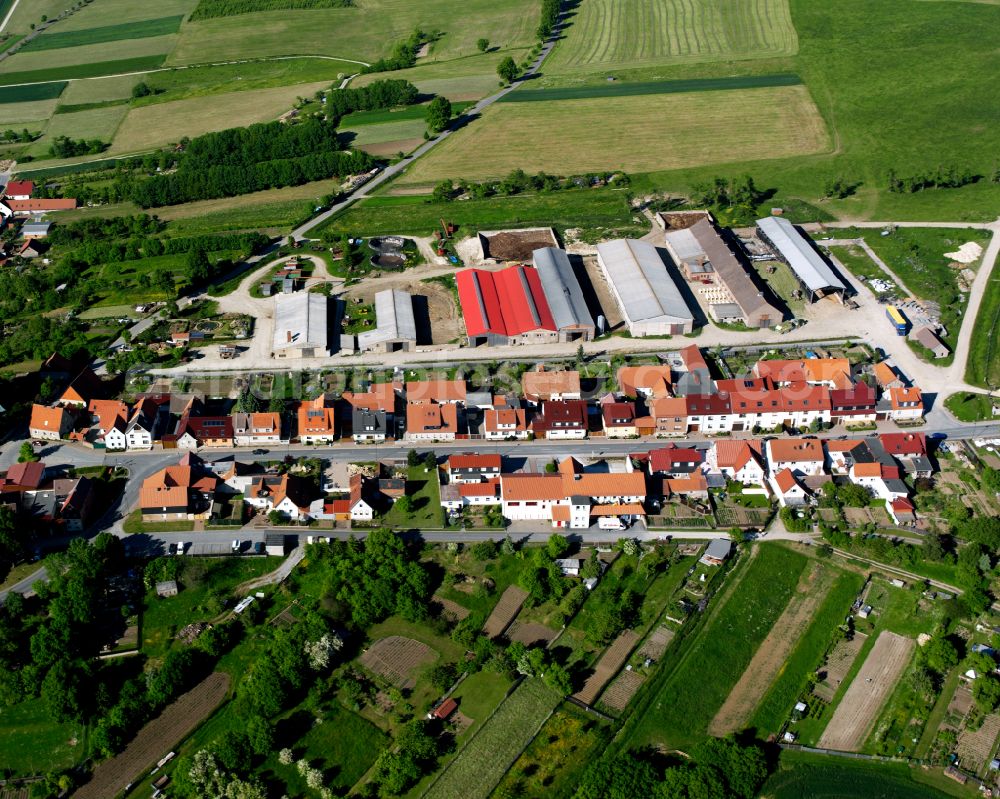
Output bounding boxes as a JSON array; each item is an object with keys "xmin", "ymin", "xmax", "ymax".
[
  {"xmin": 320, "ymin": 188, "xmax": 644, "ymax": 239},
  {"xmin": 2, "ymin": 0, "xmax": 70, "ymax": 35},
  {"xmin": 966, "ymin": 261, "xmax": 1000, "ymax": 388},
  {"xmin": 623, "ymin": 544, "xmax": 809, "ymax": 750},
  {"xmin": 0, "ymin": 97, "xmax": 59, "ymax": 121},
  {"xmin": 353, "ymin": 52, "xmax": 529, "ymax": 101},
  {"xmin": 54, "ymin": 0, "xmax": 196, "ymax": 31},
  {"xmin": 748, "ymin": 568, "xmax": 864, "ymax": 734},
  {"xmin": 27, "ymin": 104, "xmax": 129, "ymax": 155},
  {"xmin": 168, "ymin": 0, "xmax": 539, "ymax": 65},
  {"xmin": 108, "ymin": 80, "xmax": 329, "ymax": 153},
  {"xmin": 0, "ymin": 698, "xmax": 86, "ymax": 775},
  {"xmin": 399, "ymin": 85, "xmax": 829, "ymax": 186},
  {"xmin": 545, "ymin": 0, "xmax": 798, "ymax": 75},
  {"xmin": 761, "ymin": 752, "xmax": 958, "ymax": 799},
  {"xmin": 0, "ymin": 55, "xmax": 167, "ymax": 86},
  {"xmin": 945, "ymin": 392, "xmax": 995, "ymax": 422},
  {"xmin": 0, "ymin": 81, "xmax": 66, "ymax": 103},
  {"xmin": 22, "ymin": 15, "xmax": 184, "ymax": 51},
  {"xmin": 501, "ymin": 73, "xmax": 802, "ymax": 102},
  {"xmin": 59, "ymin": 74, "xmax": 140, "ymax": 104},
  {"xmin": 424, "ymin": 677, "xmax": 561, "ymax": 799},
  {"xmin": 0, "ymin": 36, "xmax": 177, "ymax": 74}
]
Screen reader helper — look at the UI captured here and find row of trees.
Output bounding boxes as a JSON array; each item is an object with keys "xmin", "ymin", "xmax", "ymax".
[
  {"xmin": 887, "ymin": 166, "xmax": 979, "ymax": 193},
  {"xmin": 48, "ymin": 135, "xmax": 107, "ymax": 159},
  {"xmin": 432, "ymin": 169, "xmax": 629, "ymax": 202},
  {"xmin": 324, "ymin": 79, "xmax": 419, "ymax": 121},
  {"xmin": 52, "ymin": 229, "xmax": 265, "ymax": 268},
  {"xmin": 537, "ymin": 0, "xmax": 562, "ymax": 40},
  {"xmin": 189, "ymin": 0, "xmax": 351, "ymax": 20}
]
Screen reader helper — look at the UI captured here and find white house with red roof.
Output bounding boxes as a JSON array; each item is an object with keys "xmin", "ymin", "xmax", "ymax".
[
  {"xmin": 708, "ymin": 440, "xmax": 766, "ymax": 488},
  {"xmin": 770, "ymin": 468, "xmax": 809, "ymax": 507}
]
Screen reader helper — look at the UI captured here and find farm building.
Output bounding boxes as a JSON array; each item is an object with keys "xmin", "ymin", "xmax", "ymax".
[
  {"xmin": 911, "ymin": 325, "xmax": 949, "ymax": 358},
  {"xmin": 456, "ymin": 256, "xmax": 592, "ymax": 346},
  {"xmin": 155, "ymin": 580, "xmax": 179, "ymax": 598},
  {"xmin": 664, "ymin": 215, "xmax": 781, "ymax": 328},
  {"xmin": 596, "ymin": 239, "xmax": 694, "ymax": 336},
  {"xmin": 272, "ymin": 293, "xmax": 330, "ymax": 358},
  {"xmin": 532, "ymin": 247, "xmax": 595, "ymax": 341},
  {"xmin": 755, "ymin": 216, "xmax": 846, "ymax": 302},
  {"xmin": 20, "ymin": 221, "xmax": 51, "ymax": 238},
  {"xmin": 357, "ymin": 289, "xmax": 416, "ymax": 353}
]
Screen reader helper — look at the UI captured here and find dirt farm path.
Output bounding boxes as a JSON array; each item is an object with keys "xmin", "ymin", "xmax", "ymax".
[
  {"xmin": 708, "ymin": 561, "xmax": 831, "ymax": 736},
  {"xmin": 818, "ymin": 630, "xmax": 915, "ymax": 751}
]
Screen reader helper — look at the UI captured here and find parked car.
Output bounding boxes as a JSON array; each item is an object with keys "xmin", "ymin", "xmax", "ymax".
[{"xmin": 252, "ymin": 448, "xmax": 269, "ymax": 455}]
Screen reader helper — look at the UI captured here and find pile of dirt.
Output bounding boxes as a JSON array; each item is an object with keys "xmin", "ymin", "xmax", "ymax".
[{"xmin": 483, "ymin": 230, "xmax": 557, "ymax": 261}]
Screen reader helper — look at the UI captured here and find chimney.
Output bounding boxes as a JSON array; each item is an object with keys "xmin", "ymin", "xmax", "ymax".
[{"xmin": 286, "ymin": 330, "xmax": 292, "ymax": 343}]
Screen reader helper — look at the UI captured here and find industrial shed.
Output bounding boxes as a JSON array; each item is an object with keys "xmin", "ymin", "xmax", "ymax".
[
  {"xmin": 756, "ymin": 216, "xmax": 847, "ymax": 303},
  {"xmin": 532, "ymin": 247, "xmax": 595, "ymax": 342},
  {"xmin": 596, "ymin": 239, "xmax": 694, "ymax": 336},
  {"xmin": 272, "ymin": 293, "xmax": 330, "ymax": 358},
  {"xmin": 665, "ymin": 216, "xmax": 782, "ymax": 328},
  {"xmin": 358, "ymin": 289, "xmax": 416, "ymax": 353}
]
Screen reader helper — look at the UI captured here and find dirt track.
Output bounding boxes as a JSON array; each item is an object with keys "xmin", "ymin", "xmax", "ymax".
[
  {"xmin": 709, "ymin": 562, "xmax": 829, "ymax": 736},
  {"xmin": 818, "ymin": 631, "xmax": 914, "ymax": 751}
]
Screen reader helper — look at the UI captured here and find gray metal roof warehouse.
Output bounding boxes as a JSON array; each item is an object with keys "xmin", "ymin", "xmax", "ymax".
[
  {"xmin": 756, "ymin": 216, "xmax": 847, "ymax": 301},
  {"xmin": 596, "ymin": 239, "xmax": 694, "ymax": 336},
  {"xmin": 358, "ymin": 289, "xmax": 417, "ymax": 352},
  {"xmin": 532, "ymin": 247, "xmax": 595, "ymax": 336},
  {"xmin": 273, "ymin": 292, "xmax": 329, "ymax": 357}
]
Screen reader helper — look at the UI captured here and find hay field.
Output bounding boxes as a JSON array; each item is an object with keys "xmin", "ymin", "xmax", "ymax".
[
  {"xmin": 400, "ymin": 85, "xmax": 829, "ymax": 185},
  {"xmin": 2, "ymin": 0, "xmax": 72, "ymax": 35},
  {"xmin": 53, "ymin": 0, "xmax": 196, "ymax": 31},
  {"xmin": 168, "ymin": 0, "xmax": 538, "ymax": 65},
  {"xmin": 22, "ymin": 15, "xmax": 184, "ymax": 51},
  {"xmin": 0, "ymin": 98, "xmax": 59, "ymax": 122},
  {"xmin": 28, "ymin": 106, "xmax": 128, "ymax": 155},
  {"xmin": 343, "ymin": 117, "xmax": 426, "ymax": 146},
  {"xmin": 545, "ymin": 0, "xmax": 798, "ymax": 75},
  {"xmin": 0, "ymin": 35, "xmax": 177, "ymax": 74},
  {"xmin": 108, "ymin": 80, "xmax": 329, "ymax": 153},
  {"xmin": 59, "ymin": 75, "xmax": 140, "ymax": 104},
  {"xmin": 353, "ymin": 52, "xmax": 529, "ymax": 101}
]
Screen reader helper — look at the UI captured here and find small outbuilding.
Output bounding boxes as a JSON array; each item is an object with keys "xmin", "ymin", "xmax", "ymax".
[
  {"xmin": 431, "ymin": 697, "xmax": 458, "ymax": 721},
  {"xmin": 700, "ymin": 538, "xmax": 732, "ymax": 566},
  {"xmin": 265, "ymin": 533, "xmax": 286, "ymax": 556},
  {"xmin": 155, "ymin": 580, "xmax": 179, "ymax": 598}
]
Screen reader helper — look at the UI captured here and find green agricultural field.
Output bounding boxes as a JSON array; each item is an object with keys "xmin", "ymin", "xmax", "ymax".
[
  {"xmin": 319, "ymin": 189, "xmax": 643, "ymax": 240},
  {"xmin": 130, "ymin": 57, "xmax": 354, "ymax": 107},
  {"xmin": 967, "ymin": 259, "xmax": 1000, "ymax": 388},
  {"xmin": 168, "ymin": 0, "xmax": 539, "ymax": 66},
  {"xmin": 761, "ymin": 752, "xmax": 956, "ymax": 799},
  {"xmin": 352, "ymin": 51, "xmax": 532, "ymax": 101},
  {"xmin": 342, "ymin": 117, "xmax": 427, "ymax": 148},
  {"xmin": 59, "ymin": 74, "xmax": 140, "ymax": 104},
  {"xmin": 624, "ymin": 544, "xmax": 809, "ymax": 750},
  {"xmin": 0, "ymin": 35, "xmax": 177, "ymax": 74},
  {"xmin": 749, "ymin": 568, "xmax": 864, "ymax": 734},
  {"xmin": 0, "ymin": 81, "xmax": 66, "ymax": 104},
  {"xmin": 27, "ymin": 104, "xmax": 128, "ymax": 156},
  {"xmin": 0, "ymin": 55, "xmax": 167, "ymax": 86},
  {"xmin": 1, "ymin": 0, "xmax": 71, "ymax": 36},
  {"xmin": 191, "ymin": 0, "xmax": 352, "ymax": 19},
  {"xmin": 0, "ymin": 698, "xmax": 86, "ymax": 776},
  {"xmin": 502, "ymin": 73, "xmax": 803, "ymax": 102},
  {"xmin": 108, "ymin": 80, "xmax": 330, "ymax": 153},
  {"xmin": 424, "ymin": 678, "xmax": 561, "ymax": 799},
  {"xmin": 21, "ymin": 15, "xmax": 184, "ymax": 51},
  {"xmin": 544, "ymin": 0, "xmax": 798, "ymax": 75},
  {"xmin": 398, "ymin": 86, "xmax": 829, "ymax": 186}
]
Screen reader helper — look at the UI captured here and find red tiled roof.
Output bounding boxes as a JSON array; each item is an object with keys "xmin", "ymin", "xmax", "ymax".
[
  {"xmin": 649, "ymin": 445, "xmax": 702, "ymax": 472},
  {"xmin": 502, "ymin": 474, "xmax": 564, "ymax": 501},
  {"xmin": 448, "ymin": 454, "xmax": 501, "ymax": 470},
  {"xmin": 880, "ymin": 432, "xmax": 927, "ymax": 456},
  {"xmin": 768, "ymin": 438, "xmax": 824, "ymax": 463},
  {"xmin": 4, "ymin": 180, "xmax": 33, "ymax": 197},
  {"xmin": 456, "ymin": 265, "xmax": 556, "ymax": 338},
  {"xmin": 774, "ymin": 468, "xmax": 799, "ymax": 493},
  {"xmin": 7, "ymin": 198, "xmax": 77, "ymax": 212}
]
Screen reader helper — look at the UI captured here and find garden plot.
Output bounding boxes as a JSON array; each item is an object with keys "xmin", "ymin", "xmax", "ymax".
[
  {"xmin": 574, "ymin": 630, "xmax": 640, "ymax": 706},
  {"xmin": 638, "ymin": 625, "xmax": 675, "ymax": 661},
  {"xmin": 710, "ymin": 562, "xmax": 832, "ymax": 736},
  {"xmin": 957, "ymin": 713, "xmax": 1000, "ymax": 774},
  {"xmin": 432, "ymin": 594, "xmax": 470, "ymax": 622},
  {"xmin": 506, "ymin": 621, "xmax": 559, "ymax": 647},
  {"xmin": 358, "ymin": 636, "xmax": 436, "ymax": 690},
  {"xmin": 73, "ymin": 672, "xmax": 230, "ymax": 799},
  {"xmin": 814, "ymin": 632, "xmax": 868, "ymax": 702},
  {"xmin": 818, "ymin": 632, "xmax": 915, "ymax": 751},
  {"xmin": 600, "ymin": 669, "xmax": 646, "ymax": 712},
  {"xmin": 482, "ymin": 585, "xmax": 529, "ymax": 638}
]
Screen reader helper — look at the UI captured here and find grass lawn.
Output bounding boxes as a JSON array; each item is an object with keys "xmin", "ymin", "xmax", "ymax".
[
  {"xmin": 749, "ymin": 259, "xmax": 806, "ymax": 317},
  {"xmin": 425, "ymin": 548, "xmax": 525, "ymax": 622},
  {"xmin": 27, "ymin": 104, "xmax": 128, "ymax": 156},
  {"xmin": 397, "ymin": 85, "xmax": 828, "ymax": 186},
  {"xmin": 622, "ymin": 543, "xmax": 809, "ymax": 750},
  {"xmin": 383, "ymin": 466, "xmax": 443, "ymax": 530},
  {"xmin": 352, "ymin": 53, "xmax": 531, "ymax": 102},
  {"xmin": 260, "ymin": 702, "xmax": 387, "ymax": 797},
  {"xmin": 493, "ymin": 705, "xmax": 609, "ymax": 799},
  {"xmin": 320, "ymin": 189, "xmax": 644, "ymax": 240},
  {"xmin": 168, "ymin": 0, "xmax": 539, "ymax": 66},
  {"xmin": 748, "ymin": 567, "xmax": 864, "ymax": 734},
  {"xmin": 140, "ymin": 557, "xmax": 279, "ymax": 658},
  {"xmin": 827, "ymin": 243, "xmax": 901, "ymax": 293},
  {"xmin": 122, "ymin": 510, "xmax": 195, "ymax": 534},
  {"xmin": 424, "ymin": 677, "xmax": 561, "ymax": 799},
  {"xmin": 448, "ymin": 670, "xmax": 514, "ymax": 731},
  {"xmin": 0, "ymin": 698, "xmax": 86, "ymax": 776},
  {"xmin": 966, "ymin": 254, "xmax": 1000, "ymax": 388},
  {"xmin": 59, "ymin": 74, "xmax": 139, "ymax": 104},
  {"xmin": 761, "ymin": 750, "xmax": 961, "ymax": 799},
  {"xmin": 945, "ymin": 392, "xmax": 996, "ymax": 422},
  {"xmin": 108, "ymin": 80, "xmax": 330, "ymax": 153}
]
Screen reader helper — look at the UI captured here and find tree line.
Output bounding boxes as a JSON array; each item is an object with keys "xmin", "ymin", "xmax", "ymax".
[
  {"xmin": 117, "ymin": 118, "xmax": 375, "ymax": 207},
  {"xmin": 433, "ymin": 168, "xmax": 629, "ymax": 201},
  {"xmin": 537, "ymin": 0, "xmax": 561, "ymax": 40},
  {"xmin": 362, "ymin": 29, "xmax": 428, "ymax": 74},
  {"xmin": 887, "ymin": 166, "xmax": 979, "ymax": 193},
  {"xmin": 324, "ymin": 78, "xmax": 419, "ymax": 121},
  {"xmin": 48, "ymin": 135, "xmax": 107, "ymax": 159}
]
